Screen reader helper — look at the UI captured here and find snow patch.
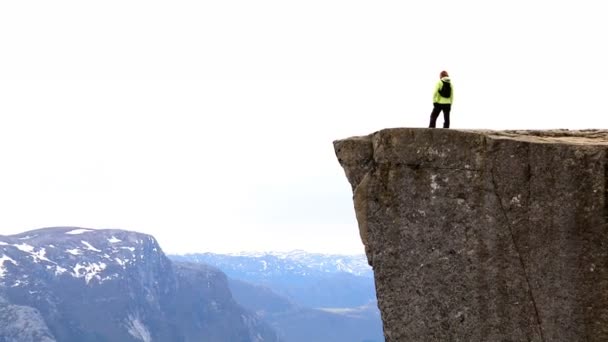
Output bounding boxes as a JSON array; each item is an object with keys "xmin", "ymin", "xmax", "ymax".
[
  {"xmin": 108, "ymin": 236, "xmax": 122, "ymax": 243},
  {"xmin": 30, "ymin": 248, "xmax": 55, "ymax": 264},
  {"xmin": 121, "ymin": 247, "xmax": 136, "ymax": 252},
  {"xmin": 11, "ymin": 279, "xmax": 28, "ymax": 287},
  {"xmin": 0, "ymin": 241, "xmax": 8, "ymax": 245},
  {"xmin": 66, "ymin": 229, "xmax": 93, "ymax": 235},
  {"xmin": 126, "ymin": 314, "xmax": 152, "ymax": 342},
  {"xmin": 115, "ymin": 258, "xmax": 127, "ymax": 268},
  {"xmin": 100, "ymin": 274, "xmax": 118, "ymax": 282},
  {"xmin": 13, "ymin": 244, "xmax": 54, "ymax": 264},
  {"xmin": 228, "ymin": 251, "xmax": 267, "ymax": 257},
  {"xmin": 66, "ymin": 248, "xmax": 81, "ymax": 256},
  {"xmin": 0, "ymin": 254, "xmax": 17, "ymax": 278},
  {"xmin": 18, "ymin": 235, "xmax": 36, "ymax": 240},
  {"xmin": 55, "ymin": 266, "xmax": 67, "ymax": 276},
  {"xmin": 14, "ymin": 243, "xmax": 35, "ymax": 253},
  {"xmin": 335, "ymin": 259, "xmax": 353, "ymax": 273},
  {"xmin": 81, "ymin": 241, "xmax": 102, "ymax": 252},
  {"xmin": 71, "ymin": 262, "xmax": 107, "ymax": 284}
]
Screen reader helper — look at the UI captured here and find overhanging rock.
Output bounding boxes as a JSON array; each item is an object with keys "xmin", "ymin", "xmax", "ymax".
[{"xmin": 334, "ymin": 128, "xmax": 608, "ymax": 342}]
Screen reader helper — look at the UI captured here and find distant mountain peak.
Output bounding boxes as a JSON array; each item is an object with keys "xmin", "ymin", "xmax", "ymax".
[
  {"xmin": 0, "ymin": 227, "xmax": 163, "ymax": 287},
  {"xmin": 226, "ymin": 249, "xmax": 364, "ymax": 258},
  {"xmin": 172, "ymin": 250, "xmax": 373, "ymax": 278}
]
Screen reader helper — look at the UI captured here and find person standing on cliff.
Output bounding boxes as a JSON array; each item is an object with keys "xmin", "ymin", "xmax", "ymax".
[{"xmin": 428, "ymin": 70, "xmax": 453, "ymax": 128}]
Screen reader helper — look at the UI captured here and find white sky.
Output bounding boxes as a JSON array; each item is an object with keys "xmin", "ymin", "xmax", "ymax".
[{"xmin": 1, "ymin": 0, "xmax": 606, "ymax": 254}]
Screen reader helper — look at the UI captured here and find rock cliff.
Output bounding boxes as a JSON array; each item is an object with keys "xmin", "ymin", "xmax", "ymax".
[{"xmin": 334, "ymin": 128, "xmax": 608, "ymax": 342}]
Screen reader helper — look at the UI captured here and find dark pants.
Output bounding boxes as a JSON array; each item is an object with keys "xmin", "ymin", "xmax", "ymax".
[{"xmin": 429, "ymin": 103, "xmax": 451, "ymax": 128}]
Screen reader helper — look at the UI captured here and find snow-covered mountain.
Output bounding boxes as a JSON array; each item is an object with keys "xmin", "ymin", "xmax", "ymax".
[
  {"xmin": 0, "ymin": 227, "xmax": 162, "ymax": 288},
  {"xmin": 0, "ymin": 227, "xmax": 279, "ymax": 342},
  {"xmin": 223, "ymin": 250, "xmax": 372, "ymax": 277},
  {"xmin": 171, "ymin": 251, "xmax": 372, "ymax": 280}
]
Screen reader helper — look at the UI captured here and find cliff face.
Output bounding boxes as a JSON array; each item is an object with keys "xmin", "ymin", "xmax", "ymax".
[{"xmin": 334, "ymin": 128, "xmax": 608, "ymax": 342}]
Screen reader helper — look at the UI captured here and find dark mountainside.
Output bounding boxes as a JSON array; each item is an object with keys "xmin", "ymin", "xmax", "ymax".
[
  {"xmin": 0, "ymin": 227, "xmax": 279, "ymax": 342},
  {"xmin": 335, "ymin": 128, "xmax": 608, "ymax": 341},
  {"xmin": 171, "ymin": 253, "xmax": 384, "ymax": 342}
]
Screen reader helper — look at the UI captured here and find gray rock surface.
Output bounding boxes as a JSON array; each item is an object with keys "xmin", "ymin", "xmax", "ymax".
[
  {"xmin": 0, "ymin": 296, "xmax": 56, "ymax": 342},
  {"xmin": 334, "ymin": 128, "xmax": 608, "ymax": 342}
]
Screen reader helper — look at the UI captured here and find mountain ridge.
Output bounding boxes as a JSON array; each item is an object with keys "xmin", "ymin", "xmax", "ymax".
[
  {"xmin": 0, "ymin": 227, "xmax": 279, "ymax": 342},
  {"xmin": 172, "ymin": 251, "xmax": 372, "ymax": 278}
]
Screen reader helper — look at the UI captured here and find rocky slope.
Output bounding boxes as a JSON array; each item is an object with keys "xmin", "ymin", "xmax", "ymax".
[
  {"xmin": 0, "ymin": 227, "xmax": 279, "ymax": 342},
  {"xmin": 334, "ymin": 128, "xmax": 608, "ymax": 342}
]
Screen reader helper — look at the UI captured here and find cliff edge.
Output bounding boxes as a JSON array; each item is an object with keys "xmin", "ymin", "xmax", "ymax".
[{"xmin": 334, "ymin": 128, "xmax": 608, "ymax": 342}]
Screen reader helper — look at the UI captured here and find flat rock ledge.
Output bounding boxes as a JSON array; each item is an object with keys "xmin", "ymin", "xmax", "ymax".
[{"xmin": 334, "ymin": 128, "xmax": 608, "ymax": 342}]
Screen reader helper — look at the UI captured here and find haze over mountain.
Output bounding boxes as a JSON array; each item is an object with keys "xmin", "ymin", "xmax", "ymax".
[
  {"xmin": 171, "ymin": 251, "xmax": 375, "ymax": 308},
  {"xmin": 171, "ymin": 252, "xmax": 384, "ymax": 342}
]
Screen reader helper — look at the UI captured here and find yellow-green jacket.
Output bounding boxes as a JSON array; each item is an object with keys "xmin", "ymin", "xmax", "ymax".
[{"xmin": 433, "ymin": 76, "xmax": 453, "ymax": 104}]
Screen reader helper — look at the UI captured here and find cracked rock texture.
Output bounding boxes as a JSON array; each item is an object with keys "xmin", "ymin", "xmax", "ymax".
[{"xmin": 334, "ymin": 128, "xmax": 608, "ymax": 342}]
